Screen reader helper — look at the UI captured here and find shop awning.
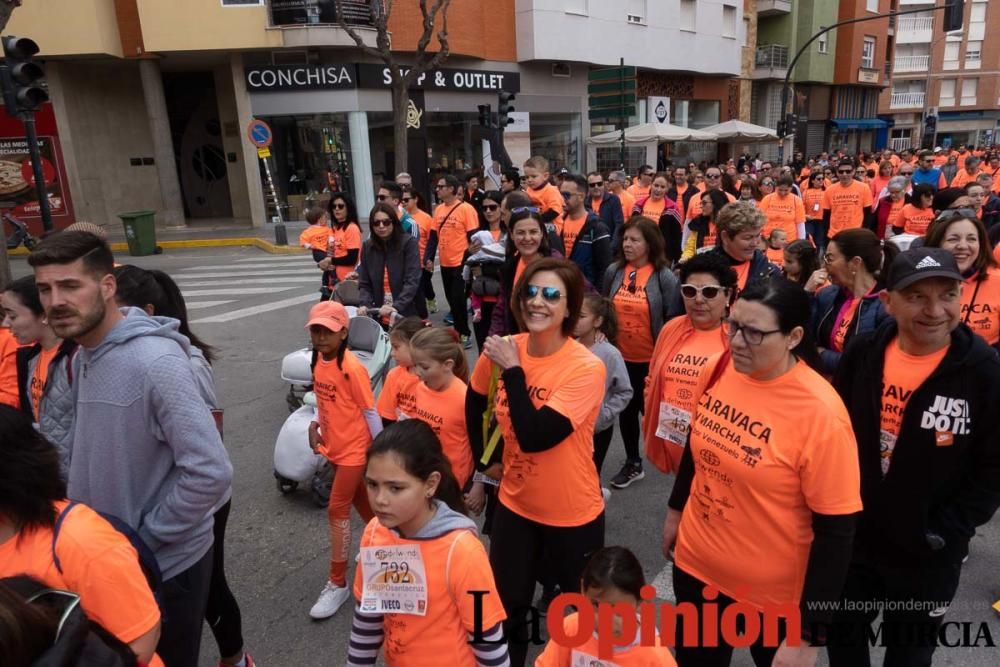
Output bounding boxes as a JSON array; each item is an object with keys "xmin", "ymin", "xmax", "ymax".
[{"xmin": 829, "ymin": 118, "xmax": 888, "ymax": 130}]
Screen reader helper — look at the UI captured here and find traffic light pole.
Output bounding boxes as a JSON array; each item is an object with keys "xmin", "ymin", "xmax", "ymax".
[
  {"xmin": 777, "ymin": 3, "xmax": 959, "ymax": 166},
  {"xmin": 619, "ymin": 57, "xmax": 626, "ymax": 171},
  {"xmin": 21, "ymin": 113, "xmax": 53, "ymax": 233}
]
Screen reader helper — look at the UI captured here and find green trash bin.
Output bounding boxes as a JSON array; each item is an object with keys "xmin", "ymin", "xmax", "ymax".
[{"xmin": 118, "ymin": 210, "xmax": 157, "ymax": 256}]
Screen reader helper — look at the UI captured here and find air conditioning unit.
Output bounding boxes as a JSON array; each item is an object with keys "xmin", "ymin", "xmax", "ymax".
[
  {"xmin": 551, "ymin": 62, "xmax": 571, "ymax": 78},
  {"xmin": 627, "ymin": 14, "xmax": 644, "ymax": 25}
]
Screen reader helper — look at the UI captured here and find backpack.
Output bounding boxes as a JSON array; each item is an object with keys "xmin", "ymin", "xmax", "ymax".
[
  {"xmin": 468, "ymin": 261, "xmax": 503, "ymax": 297},
  {"xmin": 0, "ymin": 575, "xmax": 139, "ymax": 666},
  {"xmin": 52, "ymin": 502, "xmax": 163, "ymax": 614}
]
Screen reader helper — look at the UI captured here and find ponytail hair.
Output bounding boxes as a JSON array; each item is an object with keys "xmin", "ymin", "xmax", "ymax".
[
  {"xmin": 408, "ymin": 326, "xmax": 469, "ymax": 383},
  {"xmin": 737, "ymin": 278, "xmax": 821, "ymax": 372},
  {"xmin": 389, "ymin": 316, "xmax": 430, "ymax": 344},
  {"xmin": 581, "ymin": 293, "xmax": 618, "ymax": 345},
  {"xmin": 366, "ymin": 420, "xmax": 467, "ymax": 516}
]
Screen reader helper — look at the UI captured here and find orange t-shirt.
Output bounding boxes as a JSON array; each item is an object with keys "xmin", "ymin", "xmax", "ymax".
[
  {"xmin": 590, "ymin": 197, "xmax": 603, "ymax": 216},
  {"xmin": 879, "ymin": 339, "xmax": 950, "ymax": 476},
  {"xmin": 536, "ymin": 612, "xmax": 677, "ymax": 666},
  {"xmin": 830, "ymin": 296, "xmax": 862, "ymax": 353},
  {"xmin": 300, "ymin": 224, "xmax": 330, "ymax": 252},
  {"xmin": 950, "ymin": 168, "xmax": 981, "ymax": 189},
  {"xmin": 29, "ymin": 345, "xmax": 59, "ymax": 422},
  {"xmin": 655, "ymin": 326, "xmax": 727, "ymax": 448},
  {"xmin": 884, "ymin": 198, "xmax": 906, "ymax": 232},
  {"xmin": 469, "ymin": 335, "xmax": 605, "ymax": 526},
  {"xmin": 0, "ymin": 500, "xmax": 161, "ymax": 650},
  {"xmin": 330, "ymin": 223, "xmax": 363, "ymax": 281},
  {"xmin": 641, "ymin": 197, "xmax": 667, "ymax": 221},
  {"xmin": 410, "ymin": 209, "xmax": 433, "ymax": 261},
  {"xmin": 433, "ymin": 201, "xmax": 480, "ymax": 268},
  {"xmin": 687, "ymin": 190, "xmax": 737, "ymax": 221},
  {"xmin": 353, "ymin": 519, "xmax": 506, "ymax": 666},
  {"xmin": 674, "ymin": 183, "xmax": 690, "ymax": 219},
  {"xmin": 559, "ymin": 212, "xmax": 588, "ymax": 254},
  {"xmin": 313, "ymin": 349, "xmax": 375, "ymax": 466},
  {"xmin": 617, "ymin": 189, "xmax": 636, "ymax": 222},
  {"xmin": 613, "ymin": 263, "xmax": 655, "ymax": 362},
  {"xmin": 410, "ymin": 379, "xmax": 472, "ymax": 487},
  {"xmin": 961, "ymin": 268, "xmax": 1000, "ymax": 346},
  {"xmin": 628, "ymin": 183, "xmax": 651, "ymax": 200},
  {"xmin": 733, "ymin": 260, "xmax": 751, "ymax": 292},
  {"xmin": 377, "ymin": 365, "xmax": 419, "ymax": 421},
  {"xmin": 513, "ymin": 257, "xmax": 528, "ymax": 292},
  {"xmin": 822, "ymin": 180, "xmax": 873, "ymax": 235},
  {"xmin": 765, "ymin": 245, "xmax": 785, "ymax": 268},
  {"xmin": 675, "ymin": 360, "xmax": 862, "ymax": 612},
  {"xmin": 526, "ymin": 182, "xmax": 565, "ymax": 219},
  {"xmin": 759, "ymin": 192, "xmax": 805, "ymax": 240},
  {"xmin": 0, "ymin": 327, "xmax": 18, "ymax": 409},
  {"xmin": 900, "ymin": 204, "xmax": 935, "ymax": 236}
]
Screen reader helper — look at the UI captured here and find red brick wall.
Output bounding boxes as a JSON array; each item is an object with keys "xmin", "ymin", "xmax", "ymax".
[
  {"xmin": 387, "ymin": 0, "xmax": 516, "ymax": 62},
  {"xmin": 114, "ymin": 0, "xmax": 146, "ymax": 58}
]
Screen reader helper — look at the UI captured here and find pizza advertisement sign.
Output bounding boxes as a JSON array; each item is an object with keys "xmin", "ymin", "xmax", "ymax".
[{"xmin": 0, "ymin": 136, "xmax": 71, "ymax": 230}]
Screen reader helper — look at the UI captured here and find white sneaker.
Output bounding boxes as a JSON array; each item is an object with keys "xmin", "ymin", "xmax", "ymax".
[
  {"xmin": 601, "ymin": 487, "xmax": 611, "ymax": 502},
  {"xmin": 309, "ymin": 581, "xmax": 351, "ymax": 619}
]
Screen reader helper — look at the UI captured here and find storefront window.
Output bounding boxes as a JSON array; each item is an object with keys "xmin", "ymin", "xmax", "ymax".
[{"xmin": 530, "ymin": 112, "xmax": 582, "ymax": 173}]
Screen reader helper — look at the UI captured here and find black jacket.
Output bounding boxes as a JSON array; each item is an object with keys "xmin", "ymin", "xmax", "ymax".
[
  {"xmin": 585, "ymin": 191, "xmax": 625, "ymax": 238},
  {"xmin": 834, "ymin": 321, "xmax": 1000, "ymax": 567},
  {"xmin": 560, "ymin": 211, "xmax": 612, "ymax": 288},
  {"xmin": 357, "ymin": 235, "xmax": 422, "ymax": 317},
  {"xmin": 666, "ymin": 185, "xmax": 698, "ymax": 220}
]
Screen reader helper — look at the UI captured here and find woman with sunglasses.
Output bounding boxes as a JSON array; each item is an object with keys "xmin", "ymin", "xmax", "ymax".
[
  {"xmin": 632, "ymin": 172, "xmax": 683, "ymax": 263},
  {"xmin": 357, "ymin": 203, "xmax": 422, "ymax": 319},
  {"xmin": 600, "ymin": 216, "xmax": 678, "ymax": 489},
  {"xmin": 807, "ymin": 228, "xmax": 894, "ymax": 375},
  {"xmin": 643, "ymin": 253, "xmax": 735, "ymax": 475},
  {"xmin": 663, "ymin": 279, "xmax": 861, "ymax": 667},
  {"xmin": 468, "ymin": 258, "xmax": 605, "ymax": 667},
  {"xmin": 875, "ymin": 176, "xmax": 907, "ymax": 239},
  {"xmin": 467, "ymin": 191, "xmax": 507, "ymax": 348},
  {"xmin": 923, "ymin": 209, "xmax": 1000, "ymax": 349},
  {"xmin": 898, "ymin": 183, "xmax": 935, "ymax": 236},
  {"xmin": 318, "ymin": 192, "xmax": 362, "ymax": 296}
]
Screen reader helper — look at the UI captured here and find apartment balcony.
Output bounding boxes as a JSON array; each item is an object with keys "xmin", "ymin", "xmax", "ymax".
[
  {"xmin": 757, "ymin": 0, "xmax": 791, "ymax": 17},
  {"xmin": 896, "ymin": 16, "xmax": 934, "ymax": 43},
  {"xmin": 268, "ymin": 0, "xmax": 381, "ymax": 48},
  {"xmin": 890, "ymin": 91, "xmax": 926, "ymax": 109},
  {"xmin": 753, "ymin": 44, "xmax": 789, "ymax": 80},
  {"xmin": 894, "ymin": 54, "xmax": 930, "ymax": 73},
  {"xmin": 898, "ymin": 0, "xmax": 935, "ymax": 5}
]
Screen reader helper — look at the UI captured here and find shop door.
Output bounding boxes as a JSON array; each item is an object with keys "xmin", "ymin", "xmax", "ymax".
[{"xmin": 163, "ymin": 72, "xmax": 233, "ymax": 219}]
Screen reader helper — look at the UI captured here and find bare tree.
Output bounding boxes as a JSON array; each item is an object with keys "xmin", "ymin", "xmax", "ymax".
[
  {"xmin": 333, "ymin": 0, "xmax": 451, "ymax": 175},
  {"xmin": 0, "ymin": 1, "xmax": 21, "ymax": 33}
]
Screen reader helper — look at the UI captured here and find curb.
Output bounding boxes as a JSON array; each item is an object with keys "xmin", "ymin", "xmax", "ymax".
[{"xmin": 8, "ymin": 237, "xmax": 307, "ymax": 257}]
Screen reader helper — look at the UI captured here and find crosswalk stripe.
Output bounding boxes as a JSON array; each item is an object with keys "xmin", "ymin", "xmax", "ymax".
[
  {"xmin": 178, "ymin": 261, "xmax": 313, "ymax": 271},
  {"xmin": 234, "ymin": 255, "xmax": 310, "ymax": 263},
  {"xmin": 173, "ymin": 268, "xmax": 319, "ymax": 280},
  {"xmin": 176, "ymin": 276, "xmax": 318, "ymax": 288},
  {"xmin": 186, "ymin": 300, "xmax": 236, "ymax": 310},
  {"xmin": 192, "ymin": 293, "xmax": 318, "ymax": 324},
  {"xmin": 181, "ymin": 287, "xmax": 301, "ymax": 297}
]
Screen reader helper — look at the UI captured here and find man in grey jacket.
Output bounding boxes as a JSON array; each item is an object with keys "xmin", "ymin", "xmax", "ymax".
[{"xmin": 30, "ymin": 231, "xmax": 234, "ymax": 667}]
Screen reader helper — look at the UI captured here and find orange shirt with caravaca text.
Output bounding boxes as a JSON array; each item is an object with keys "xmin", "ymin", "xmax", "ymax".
[
  {"xmin": 535, "ymin": 612, "xmax": 677, "ymax": 667},
  {"xmin": 0, "ymin": 501, "xmax": 161, "ymax": 653},
  {"xmin": 822, "ymin": 181, "xmax": 873, "ymax": 235},
  {"xmin": 0, "ymin": 327, "xmax": 18, "ymax": 409},
  {"xmin": 962, "ymin": 268, "xmax": 1000, "ymax": 346},
  {"xmin": 641, "ymin": 197, "xmax": 667, "ymax": 221},
  {"xmin": 526, "ymin": 183, "xmax": 565, "ymax": 219},
  {"xmin": 330, "ymin": 224, "xmax": 363, "ymax": 281},
  {"xmin": 655, "ymin": 326, "xmax": 728, "ymax": 450},
  {"xmin": 759, "ymin": 192, "xmax": 805, "ymax": 241},
  {"xmin": 879, "ymin": 339, "xmax": 950, "ymax": 476},
  {"xmin": 802, "ymin": 188, "xmax": 825, "ymax": 219},
  {"xmin": 411, "ymin": 379, "xmax": 472, "ymax": 487},
  {"xmin": 434, "ymin": 202, "xmax": 480, "ymax": 268},
  {"xmin": 560, "ymin": 212, "xmax": 588, "ymax": 257},
  {"xmin": 613, "ymin": 263, "xmax": 655, "ymax": 362},
  {"xmin": 313, "ymin": 350, "xmax": 375, "ymax": 466},
  {"xmin": 900, "ymin": 204, "xmax": 935, "ymax": 236},
  {"xmin": 300, "ymin": 224, "xmax": 330, "ymax": 252},
  {"xmin": 377, "ymin": 366, "xmax": 419, "ymax": 421},
  {"xmin": 616, "ymin": 189, "xmax": 636, "ymax": 222},
  {"xmin": 29, "ymin": 346, "xmax": 59, "ymax": 422},
  {"xmin": 353, "ymin": 519, "xmax": 506, "ymax": 667},
  {"xmin": 675, "ymin": 359, "xmax": 862, "ymax": 612},
  {"xmin": 470, "ymin": 335, "xmax": 605, "ymax": 526},
  {"xmin": 410, "ymin": 209, "xmax": 433, "ymax": 261},
  {"xmin": 628, "ymin": 183, "xmax": 651, "ymax": 199}
]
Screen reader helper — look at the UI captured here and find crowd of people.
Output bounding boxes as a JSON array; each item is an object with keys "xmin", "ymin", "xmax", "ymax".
[{"xmin": 2, "ymin": 142, "xmax": 1000, "ymax": 667}]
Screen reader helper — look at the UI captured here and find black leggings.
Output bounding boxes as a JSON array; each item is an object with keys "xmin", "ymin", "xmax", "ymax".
[
  {"xmin": 672, "ymin": 565, "xmax": 787, "ymax": 667},
  {"xmin": 473, "ymin": 300, "xmax": 497, "ymax": 352},
  {"xmin": 593, "ymin": 426, "xmax": 614, "ymax": 475},
  {"xmin": 420, "ymin": 269, "xmax": 436, "ymax": 300},
  {"xmin": 205, "ymin": 500, "xmax": 245, "ymax": 659},
  {"xmin": 619, "ymin": 361, "xmax": 649, "ymax": 464},
  {"xmin": 440, "ymin": 266, "xmax": 470, "ymax": 336},
  {"xmin": 489, "ymin": 501, "xmax": 605, "ymax": 667}
]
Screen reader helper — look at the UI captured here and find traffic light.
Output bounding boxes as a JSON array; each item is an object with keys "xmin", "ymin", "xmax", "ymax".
[
  {"xmin": 477, "ymin": 104, "xmax": 492, "ymax": 128},
  {"xmin": 943, "ymin": 0, "xmax": 964, "ymax": 33},
  {"xmin": 1, "ymin": 36, "xmax": 48, "ymax": 114},
  {"xmin": 497, "ymin": 91, "xmax": 515, "ymax": 130},
  {"xmin": 785, "ymin": 113, "xmax": 799, "ymax": 136},
  {"xmin": 776, "ymin": 121, "xmax": 787, "ymax": 138}
]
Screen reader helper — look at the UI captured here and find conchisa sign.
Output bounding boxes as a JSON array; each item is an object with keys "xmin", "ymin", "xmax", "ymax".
[{"xmin": 246, "ymin": 64, "xmax": 520, "ymax": 93}]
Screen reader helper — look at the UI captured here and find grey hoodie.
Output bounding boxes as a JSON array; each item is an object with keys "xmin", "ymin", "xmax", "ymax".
[
  {"xmin": 69, "ymin": 308, "xmax": 233, "ymax": 580},
  {"xmin": 396, "ymin": 499, "xmax": 478, "ymax": 540}
]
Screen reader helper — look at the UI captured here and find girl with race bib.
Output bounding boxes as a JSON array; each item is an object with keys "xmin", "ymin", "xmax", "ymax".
[{"xmin": 348, "ymin": 420, "xmax": 510, "ymax": 667}]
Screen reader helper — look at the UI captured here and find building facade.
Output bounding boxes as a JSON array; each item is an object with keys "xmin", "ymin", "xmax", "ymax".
[{"xmin": 880, "ymin": 0, "xmax": 999, "ymax": 151}]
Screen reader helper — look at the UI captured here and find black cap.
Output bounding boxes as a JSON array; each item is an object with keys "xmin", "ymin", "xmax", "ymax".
[{"xmin": 886, "ymin": 247, "xmax": 963, "ymax": 291}]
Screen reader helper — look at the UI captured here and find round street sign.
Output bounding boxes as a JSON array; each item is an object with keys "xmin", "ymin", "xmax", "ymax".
[{"xmin": 247, "ymin": 119, "xmax": 273, "ymax": 148}]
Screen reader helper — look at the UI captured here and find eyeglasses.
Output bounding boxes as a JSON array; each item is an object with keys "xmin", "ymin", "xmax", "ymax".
[
  {"xmin": 588, "ymin": 181, "xmax": 604, "ymax": 187},
  {"xmin": 706, "ymin": 173, "xmax": 721, "ymax": 179},
  {"xmin": 376, "ymin": 194, "xmax": 389, "ymax": 201},
  {"xmin": 899, "ymin": 171, "xmax": 914, "ymax": 176},
  {"xmin": 680, "ymin": 284, "xmax": 725, "ymax": 300},
  {"xmin": 723, "ymin": 319, "xmax": 782, "ymax": 345},
  {"xmin": 401, "ymin": 197, "xmax": 412, "ymax": 203},
  {"xmin": 761, "ymin": 181, "xmax": 774, "ymax": 187},
  {"xmin": 626, "ymin": 270, "xmax": 638, "ymax": 294},
  {"xmin": 520, "ymin": 284, "xmax": 564, "ymax": 303},
  {"xmin": 935, "ymin": 208, "xmax": 977, "ymax": 223},
  {"xmin": 837, "ymin": 169, "xmax": 854, "ymax": 175},
  {"xmin": 332, "ymin": 203, "xmax": 347, "ymax": 210},
  {"xmin": 371, "ymin": 218, "xmax": 393, "ymax": 227},
  {"xmin": 642, "ymin": 171, "xmax": 655, "ymax": 177},
  {"xmin": 510, "ymin": 206, "xmax": 540, "ymax": 215},
  {"xmin": 560, "ymin": 191, "xmax": 576, "ymax": 200},
  {"xmin": 823, "ymin": 252, "xmax": 838, "ymax": 264},
  {"xmin": 482, "ymin": 204, "xmax": 499, "ymax": 212},
  {"xmin": 435, "ymin": 183, "xmax": 448, "ymax": 189}
]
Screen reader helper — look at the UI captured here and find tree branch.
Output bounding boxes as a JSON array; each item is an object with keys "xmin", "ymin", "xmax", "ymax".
[
  {"xmin": 332, "ymin": 0, "xmax": 392, "ymax": 63},
  {"xmin": 405, "ymin": 0, "xmax": 451, "ymax": 83}
]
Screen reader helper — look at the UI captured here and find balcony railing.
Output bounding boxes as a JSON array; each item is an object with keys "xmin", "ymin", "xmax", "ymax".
[
  {"xmin": 270, "ymin": 0, "xmax": 382, "ymax": 27},
  {"xmin": 890, "ymin": 91, "xmax": 926, "ymax": 108},
  {"xmin": 897, "ymin": 16, "xmax": 934, "ymax": 33},
  {"xmin": 894, "ymin": 54, "xmax": 930, "ymax": 72},
  {"xmin": 756, "ymin": 0, "xmax": 792, "ymax": 17},
  {"xmin": 755, "ymin": 44, "xmax": 789, "ymax": 69}
]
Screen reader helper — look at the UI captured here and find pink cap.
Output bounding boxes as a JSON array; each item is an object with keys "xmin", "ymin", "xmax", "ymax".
[{"xmin": 305, "ymin": 301, "xmax": 349, "ymax": 332}]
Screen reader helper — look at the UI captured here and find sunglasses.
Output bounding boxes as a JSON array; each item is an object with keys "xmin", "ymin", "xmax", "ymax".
[
  {"xmin": 510, "ymin": 206, "xmax": 540, "ymax": 215},
  {"xmin": 435, "ymin": 183, "xmax": 448, "ymax": 189},
  {"xmin": 589, "ymin": 181, "xmax": 604, "ymax": 187},
  {"xmin": 520, "ymin": 284, "xmax": 564, "ymax": 303},
  {"xmin": 483, "ymin": 204, "xmax": 499, "ymax": 212},
  {"xmin": 332, "ymin": 203, "xmax": 347, "ymax": 210},
  {"xmin": 642, "ymin": 171, "xmax": 655, "ymax": 177},
  {"xmin": 401, "ymin": 197, "xmax": 411, "ymax": 203},
  {"xmin": 706, "ymin": 173, "xmax": 721, "ymax": 179},
  {"xmin": 371, "ymin": 218, "xmax": 393, "ymax": 227},
  {"xmin": 837, "ymin": 169, "xmax": 854, "ymax": 175},
  {"xmin": 680, "ymin": 283, "xmax": 725, "ymax": 300},
  {"xmin": 935, "ymin": 208, "xmax": 977, "ymax": 223},
  {"xmin": 376, "ymin": 194, "xmax": 389, "ymax": 201},
  {"xmin": 626, "ymin": 270, "xmax": 637, "ymax": 294},
  {"xmin": 899, "ymin": 171, "xmax": 914, "ymax": 176}
]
